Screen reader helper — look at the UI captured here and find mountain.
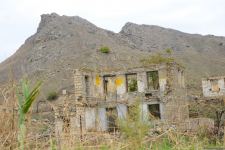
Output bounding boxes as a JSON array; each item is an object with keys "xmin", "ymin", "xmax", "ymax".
[
  {"xmin": 1, "ymin": 13, "xmax": 225, "ymax": 98},
  {"xmin": 119, "ymin": 22, "xmax": 225, "ymax": 93},
  {"xmin": 0, "ymin": 13, "xmax": 147, "ymax": 98}
]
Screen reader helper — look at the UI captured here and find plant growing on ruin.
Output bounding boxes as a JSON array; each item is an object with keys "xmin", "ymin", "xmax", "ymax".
[
  {"xmin": 140, "ymin": 48, "xmax": 175, "ymax": 65},
  {"xmin": 140, "ymin": 52, "xmax": 174, "ymax": 65},
  {"xmin": 147, "ymin": 71, "xmax": 159, "ymax": 90},
  {"xmin": 100, "ymin": 46, "xmax": 110, "ymax": 53},
  {"xmin": 17, "ymin": 80, "xmax": 42, "ymax": 150},
  {"xmin": 127, "ymin": 78, "xmax": 138, "ymax": 92}
]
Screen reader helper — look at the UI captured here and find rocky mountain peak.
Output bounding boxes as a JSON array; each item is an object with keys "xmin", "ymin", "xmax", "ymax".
[
  {"xmin": 25, "ymin": 13, "xmax": 100, "ymax": 45},
  {"xmin": 37, "ymin": 13, "xmax": 97, "ymax": 33},
  {"xmin": 37, "ymin": 13, "xmax": 60, "ymax": 32},
  {"xmin": 120, "ymin": 22, "xmax": 139, "ymax": 34},
  {"xmin": 120, "ymin": 22, "xmax": 175, "ymax": 35}
]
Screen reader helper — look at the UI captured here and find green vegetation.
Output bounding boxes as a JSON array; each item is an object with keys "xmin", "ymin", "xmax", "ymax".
[
  {"xmin": 117, "ymin": 101, "xmax": 223, "ymax": 150},
  {"xmin": 47, "ymin": 91, "xmax": 58, "ymax": 101},
  {"xmin": 100, "ymin": 46, "xmax": 110, "ymax": 53},
  {"xmin": 0, "ymin": 84, "xmax": 223, "ymax": 149},
  {"xmin": 140, "ymin": 48, "xmax": 175, "ymax": 65},
  {"xmin": 165, "ymin": 48, "xmax": 172, "ymax": 55},
  {"xmin": 147, "ymin": 71, "xmax": 159, "ymax": 90},
  {"xmin": 189, "ymin": 99, "xmax": 225, "ymax": 140},
  {"xmin": 127, "ymin": 78, "xmax": 138, "ymax": 92},
  {"xmin": 118, "ymin": 101, "xmax": 149, "ymax": 149},
  {"xmin": 17, "ymin": 80, "xmax": 42, "ymax": 150}
]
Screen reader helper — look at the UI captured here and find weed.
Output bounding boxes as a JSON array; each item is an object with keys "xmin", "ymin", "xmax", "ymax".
[{"xmin": 100, "ymin": 46, "xmax": 110, "ymax": 53}]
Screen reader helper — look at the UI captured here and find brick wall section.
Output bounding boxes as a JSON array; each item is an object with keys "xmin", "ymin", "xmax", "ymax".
[
  {"xmin": 73, "ymin": 69, "xmax": 86, "ymax": 133},
  {"xmin": 74, "ymin": 69, "xmax": 85, "ymax": 102}
]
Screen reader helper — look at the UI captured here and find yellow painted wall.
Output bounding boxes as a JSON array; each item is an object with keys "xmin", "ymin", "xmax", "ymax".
[{"xmin": 115, "ymin": 77, "xmax": 124, "ymax": 87}]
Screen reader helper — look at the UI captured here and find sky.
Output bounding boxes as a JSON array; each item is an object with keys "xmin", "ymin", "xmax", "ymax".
[{"xmin": 0, "ymin": 0, "xmax": 225, "ymax": 63}]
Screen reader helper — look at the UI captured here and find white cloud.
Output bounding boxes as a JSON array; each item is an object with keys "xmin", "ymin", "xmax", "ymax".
[{"xmin": 0, "ymin": 0, "xmax": 225, "ymax": 62}]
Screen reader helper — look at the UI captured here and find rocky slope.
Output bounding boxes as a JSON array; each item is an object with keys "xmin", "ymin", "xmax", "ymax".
[
  {"xmin": 120, "ymin": 22, "xmax": 225, "ymax": 93},
  {"xmin": 1, "ymin": 13, "xmax": 225, "ymax": 98},
  {"xmin": 0, "ymin": 13, "xmax": 147, "ymax": 98}
]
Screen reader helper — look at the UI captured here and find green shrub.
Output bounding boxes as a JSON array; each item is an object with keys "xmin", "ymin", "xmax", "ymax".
[
  {"xmin": 47, "ymin": 91, "xmax": 58, "ymax": 101},
  {"xmin": 118, "ymin": 101, "xmax": 149, "ymax": 149},
  {"xmin": 100, "ymin": 46, "xmax": 110, "ymax": 53}
]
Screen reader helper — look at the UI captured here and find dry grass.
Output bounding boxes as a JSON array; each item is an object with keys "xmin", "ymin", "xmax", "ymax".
[
  {"xmin": 0, "ymin": 84, "xmax": 224, "ymax": 150},
  {"xmin": 0, "ymin": 108, "xmax": 17, "ymax": 149},
  {"xmin": 0, "ymin": 107, "xmax": 223, "ymax": 149}
]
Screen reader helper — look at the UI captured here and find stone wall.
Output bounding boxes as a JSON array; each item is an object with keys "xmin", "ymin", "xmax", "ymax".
[
  {"xmin": 202, "ymin": 77, "xmax": 225, "ymax": 97},
  {"xmin": 56, "ymin": 64, "xmax": 190, "ymax": 135}
]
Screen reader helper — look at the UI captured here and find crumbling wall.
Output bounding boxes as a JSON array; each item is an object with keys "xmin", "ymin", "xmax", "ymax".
[
  {"xmin": 160, "ymin": 65, "xmax": 189, "ymax": 123},
  {"xmin": 158, "ymin": 68, "xmax": 167, "ymax": 93},
  {"xmin": 74, "ymin": 69, "xmax": 85, "ymax": 101},
  {"xmin": 137, "ymin": 72, "xmax": 146, "ymax": 92},
  {"xmin": 66, "ymin": 64, "xmax": 189, "ymax": 134},
  {"xmin": 202, "ymin": 77, "xmax": 225, "ymax": 97}
]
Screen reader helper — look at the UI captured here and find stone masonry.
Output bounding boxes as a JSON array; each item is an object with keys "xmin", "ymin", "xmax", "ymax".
[
  {"xmin": 202, "ymin": 76, "xmax": 225, "ymax": 97},
  {"xmin": 55, "ymin": 63, "xmax": 189, "ymax": 135}
]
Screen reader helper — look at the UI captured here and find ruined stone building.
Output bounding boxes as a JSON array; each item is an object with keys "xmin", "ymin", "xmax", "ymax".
[
  {"xmin": 55, "ymin": 63, "xmax": 189, "ymax": 134},
  {"xmin": 202, "ymin": 76, "xmax": 225, "ymax": 97}
]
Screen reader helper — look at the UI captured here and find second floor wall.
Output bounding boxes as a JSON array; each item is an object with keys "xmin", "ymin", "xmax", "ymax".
[{"xmin": 74, "ymin": 64, "xmax": 185, "ymax": 102}]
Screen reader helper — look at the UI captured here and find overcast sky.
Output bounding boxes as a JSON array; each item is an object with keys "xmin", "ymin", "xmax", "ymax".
[{"xmin": 0, "ymin": 0, "xmax": 225, "ymax": 63}]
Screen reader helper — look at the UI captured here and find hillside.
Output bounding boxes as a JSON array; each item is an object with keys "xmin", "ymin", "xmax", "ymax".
[
  {"xmin": 120, "ymin": 22, "xmax": 225, "ymax": 93},
  {"xmin": 0, "ymin": 13, "xmax": 147, "ymax": 98},
  {"xmin": 1, "ymin": 13, "xmax": 225, "ymax": 98}
]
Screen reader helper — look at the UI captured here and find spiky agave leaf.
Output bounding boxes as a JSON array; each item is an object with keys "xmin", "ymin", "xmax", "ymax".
[
  {"xmin": 22, "ymin": 80, "xmax": 30, "ymax": 100},
  {"xmin": 22, "ymin": 81, "xmax": 42, "ymax": 113}
]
